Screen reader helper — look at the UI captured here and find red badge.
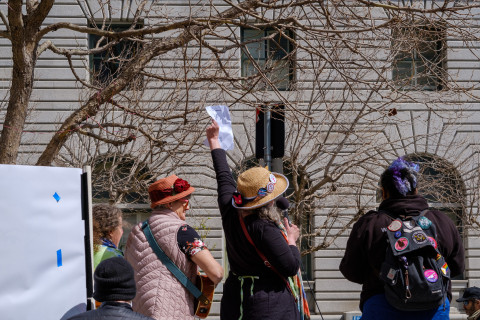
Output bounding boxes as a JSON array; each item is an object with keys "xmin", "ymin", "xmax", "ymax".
[{"xmin": 233, "ymin": 193, "xmax": 242, "ymax": 205}]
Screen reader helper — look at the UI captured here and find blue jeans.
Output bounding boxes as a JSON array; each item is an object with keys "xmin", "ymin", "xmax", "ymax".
[{"xmin": 361, "ymin": 294, "xmax": 450, "ymax": 320}]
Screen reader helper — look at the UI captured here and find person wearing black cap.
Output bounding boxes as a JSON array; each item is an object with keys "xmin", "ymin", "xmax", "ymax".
[
  {"xmin": 67, "ymin": 257, "xmax": 154, "ymax": 320},
  {"xmin": 457, "ymin": 287, "xmax": 480, "ymax": 320}
]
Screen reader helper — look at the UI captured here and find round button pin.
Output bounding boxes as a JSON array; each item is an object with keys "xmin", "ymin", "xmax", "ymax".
[
  {"xmin": 412, "ymin": 231, "xmax": 428, "ymax": 244},
  {"xmin": 388, "ymin": 220, "xmax": 402, "ymax": 232},
  {"xmin": 424, "ymin": 269, "xmax": 438, "ymax": 283},
  {"xmin": 269, "ymin": 174, "xmax": 277, "ymax": 183},
  {"xmin": 395, "ymin": 237, "xmax": 409, "ymax": 252}
]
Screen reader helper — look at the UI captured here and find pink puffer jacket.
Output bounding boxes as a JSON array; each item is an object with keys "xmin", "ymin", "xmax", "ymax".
[{"xmin": 125, "ymin": 209, "xmax": 197, "ymax": 320}]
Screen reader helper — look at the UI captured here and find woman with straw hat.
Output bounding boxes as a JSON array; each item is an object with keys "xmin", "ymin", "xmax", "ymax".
[
  {"xmin": 207, "ymin": 119, "xmax": 309, "ymax": 320},
  {"xmin": 124, "ymin": 174, "xmax": 223, "ymax": 320}
]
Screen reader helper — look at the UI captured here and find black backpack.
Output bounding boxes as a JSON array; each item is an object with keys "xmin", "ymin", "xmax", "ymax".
[{"xmin": 379, "ymin": 210, "xmax": 450, "ymax": 311}]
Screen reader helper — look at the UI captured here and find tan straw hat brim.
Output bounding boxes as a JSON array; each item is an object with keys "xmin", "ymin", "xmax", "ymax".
[{"xmin": 232, "ymin": 172, "xmax": 289, "ymax": 210}]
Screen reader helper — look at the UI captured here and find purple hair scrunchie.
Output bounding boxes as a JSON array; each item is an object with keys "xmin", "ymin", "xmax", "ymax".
[{"xmin": 388, "ymin": 158, "xmax": 420, "ymax": 196}]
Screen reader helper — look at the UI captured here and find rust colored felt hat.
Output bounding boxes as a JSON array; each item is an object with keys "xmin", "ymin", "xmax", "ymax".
[
  {"xmin": 232, "ymin": 167, "xmax": 289, "ymax": 210},
  {"xmin": 148, "ymin": 174, "xmax": 195, "ymax": 208}
]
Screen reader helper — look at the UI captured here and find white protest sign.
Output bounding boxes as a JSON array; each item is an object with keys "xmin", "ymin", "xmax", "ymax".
[
  {"xmin": 0, "ymin": 164, "xmax": 87, "ymax": 320},
  {"xmin": 204, "ymin": 105, "xmax": 234, "ymax": 150}
]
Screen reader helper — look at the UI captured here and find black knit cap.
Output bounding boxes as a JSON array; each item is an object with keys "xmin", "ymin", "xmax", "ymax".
[{"xmin": 93, "ymin": 257, "xmax": 136, "ymax": 302}]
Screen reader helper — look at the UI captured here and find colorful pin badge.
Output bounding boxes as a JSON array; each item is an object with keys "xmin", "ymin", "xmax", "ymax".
[
  {"xmin": 424, "ymin": 269, "xmax": 438, "ymax": 283},
  {"xmin": 233, "ymin": 193, "xmax": 243, "ymax": 205},
  {"xmin": 418, "ymin": 216, "xmax": 432, "ymax": 230},
  {"xmin": 269, "ymin": 173, "xmax": 277, "ymax": 184},
  {"xmin": 395, "ymin": 237, "xmax": 409, "ymax": 251},
  {"xmin": 266, "ymin": 182, "xmax": 275, "ymax": 193},
  {"xmin": 394, "ymin": 230, "xmax": 402, "ymax": 238},
  {"xmin": 388, "ymin": 220, "xmax": 402, "ymax": 232},
  {"xmin": 441, "ymin": 263, "xmax": 449, "ymax": 275},
  {"xmin": 412, "ymin": 231, "xmax": 428, "ymax": 244},
  {"xmin": 428, "ymin": 236, "xmax": 438, "ymax": 249},
  {"xmin": 258, "ymin": 188, "xmax": 267, "ymax": 197}
]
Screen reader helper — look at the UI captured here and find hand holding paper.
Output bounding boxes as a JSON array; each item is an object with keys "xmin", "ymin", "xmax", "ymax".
[
  {"xmin": 204, "ymin": 105, "xmax": 234, "ymax": 150},
  {"xmin": 206, "ymin": 119, "xmax": 221, "ymax": 150}
]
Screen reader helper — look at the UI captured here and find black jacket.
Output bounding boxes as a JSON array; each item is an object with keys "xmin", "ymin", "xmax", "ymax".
[
  {"xmin": 212, "ymin": 148, "xmax": 301, "ymax": 320},
  {"xmin": 67, "ymin": 302, "xmax": 154, "ymax": 320},
  {"xmin": 339, "ymin": 195, "xmax": 465, "ymax": 311}
]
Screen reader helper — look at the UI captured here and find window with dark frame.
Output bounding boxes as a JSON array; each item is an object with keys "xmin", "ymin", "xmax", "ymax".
[
  {"xmin": 392, "ymin": 25, "xmax": 446, "ymax": 91},
  {"xmin": 88, "ymin": 23, "xmax": 143, "ymax": 88},
  {"xmin": 255, "ymin": 104, "xmax": 285, "ymax": 160},
  {"xmin": 241, "ymin": 28, "xmax": 295, "ymax": 91}
]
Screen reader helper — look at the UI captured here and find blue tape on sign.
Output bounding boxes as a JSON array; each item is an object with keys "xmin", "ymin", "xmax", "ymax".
[
  {"xmin": 57, "ymin": 249, "xmax": 62, "ymax": 267},
  {"xmin": 53, "ymin": 192, "xmax": 61, "ymax": 202},
  {"xmin": 353, "ymin": 316, "xmax": 362, "ymax": 320}
]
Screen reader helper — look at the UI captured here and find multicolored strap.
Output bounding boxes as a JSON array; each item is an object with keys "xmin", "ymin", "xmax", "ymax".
[{"xmin": 276, "ymin": 222, "xmax": 311, "ymax": 320}]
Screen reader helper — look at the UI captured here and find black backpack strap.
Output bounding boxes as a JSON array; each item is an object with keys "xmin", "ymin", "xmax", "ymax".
[{"xmin": 419, "ymin": 208, "xmax": 430, "ymax": 216}]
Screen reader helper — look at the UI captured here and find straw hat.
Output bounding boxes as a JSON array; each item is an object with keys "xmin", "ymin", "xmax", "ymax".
[
  {"xmin": 232, "ymin": 167, "xmax": 289, "ymax": 209},
  {"xmin": 148, "ymin": 174, "xmax": 195, "ymax": 208}
]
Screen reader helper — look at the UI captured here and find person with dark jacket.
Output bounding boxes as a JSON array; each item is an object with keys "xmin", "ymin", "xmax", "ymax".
[
  {"xmin": 67, "ymin": 257, "xmax": 154, "ymax": 320},
  {"xmin": 340, "ymin": 158, "xmax": 465, "ymax": 320},
  {"xmin": 206, "ymin": 119, "xmax": 310, "ymax": 320},
  {"xmin": 457, "ymin": 287, "xmax": 480, "ymax": 320}
]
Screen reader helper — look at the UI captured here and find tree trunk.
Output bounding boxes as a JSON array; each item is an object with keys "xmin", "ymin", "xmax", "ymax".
[
  {"xmin": 0, "ymin": 40, "xmax": 37, "ymax": 164},
  {"xmin": 0, "ymin": 0, "xmax": 51, "ymax": 164}
]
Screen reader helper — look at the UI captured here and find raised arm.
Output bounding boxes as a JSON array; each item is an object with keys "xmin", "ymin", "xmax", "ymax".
[{"xmin": 206, "ymin": 120, "xmax": 236, "ymax": 215}]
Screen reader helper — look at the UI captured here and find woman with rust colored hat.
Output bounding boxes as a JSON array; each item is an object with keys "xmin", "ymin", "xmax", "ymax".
[
  {"xmin": 124, "ymin": 174, "xmax": 223, "ymax": 320},
  {"xmin": 206, "ymin": 119, "xmax": 309, "ymax": 320}
]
